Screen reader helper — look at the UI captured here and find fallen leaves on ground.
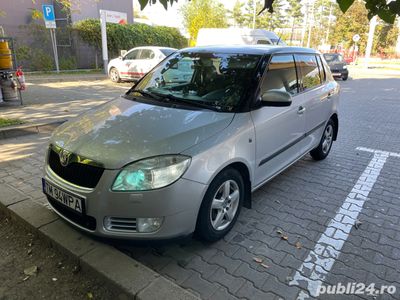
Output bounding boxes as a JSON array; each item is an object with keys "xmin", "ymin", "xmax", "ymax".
[
  {"xmin": 253, "ymin": 257, "xmax": 263, "ymax": 263},
  {"xmin": 24, "ymin": 265, "xmax": 38, "ymax": 276}
]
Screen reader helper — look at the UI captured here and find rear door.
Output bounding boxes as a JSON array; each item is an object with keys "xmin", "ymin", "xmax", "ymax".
[
  {"xmin": 251, "ymin": 54, "xmax": 308, "ymax": 187},
  {"xmin": 295, "ymin": 54, "xmax": 333, "ymax": 151}
]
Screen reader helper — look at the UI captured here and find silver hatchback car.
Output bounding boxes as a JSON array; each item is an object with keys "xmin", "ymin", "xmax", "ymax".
[{"xmin": 43, "ymin": 46, "xmax": 339, "ymax": 241}]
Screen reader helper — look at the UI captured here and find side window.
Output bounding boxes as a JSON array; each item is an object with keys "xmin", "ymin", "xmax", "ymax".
[
  {"xmin": 260, "ymin": 54, "xmax": 299, "ymax": 95},
  {"xmin": 295, "ymin": 54, "xmax": 322, "ymax": 91},
  {"xmin": 124, "ymin": 49, "xmax": 139, "ymax": 60},
  {"xmin": 139, "ymin": 49, "xmax": 155, "ymax": 60},
  {"xmin": 317, "ymin": 55, "xmax": 326, "ymax": 82},
  {"xmin": 257, "ymin": 39, "xmax": 271, "ymax": 45}
]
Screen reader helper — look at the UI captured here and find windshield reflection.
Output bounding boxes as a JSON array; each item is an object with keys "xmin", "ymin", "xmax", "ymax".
[{"xmin": 126, "ymin": 52, "xmax": 261, "ymax": 112}]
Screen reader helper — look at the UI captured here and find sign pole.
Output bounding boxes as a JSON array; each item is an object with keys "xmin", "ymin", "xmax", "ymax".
[
  {"xmin": 100, "ymin": 10, "xmax": 108, "ymax": 75},
  {"xmin": 51, "ymin": 29, "xmax": 60, "ymax": 73}
]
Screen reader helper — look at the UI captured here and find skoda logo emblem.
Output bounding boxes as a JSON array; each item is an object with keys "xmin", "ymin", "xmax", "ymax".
[{"xmin": 59, "ymin": 149, "xmax": 71, "ymax": 167}]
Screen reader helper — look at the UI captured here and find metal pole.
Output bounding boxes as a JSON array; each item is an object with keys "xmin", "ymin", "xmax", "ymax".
[
  {"xmin": 49, "ymin": 29, "xmax": 59, "ymax": 73},
  {"xmin": 100, "ymin": 10, "xmax": 108, "ymax": 74},
  {"xmin": 53, "ymin": 29, "xmax": 59, "ymax": 73},
  {"xmin": 365, "ymin": 16, "xmax": 377, "ymax": 69}
]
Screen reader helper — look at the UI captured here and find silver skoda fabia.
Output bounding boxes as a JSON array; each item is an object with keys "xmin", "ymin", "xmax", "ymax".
[{"xmin": 43, "ymin": 45, "xmax": 339, "ymax": 241}]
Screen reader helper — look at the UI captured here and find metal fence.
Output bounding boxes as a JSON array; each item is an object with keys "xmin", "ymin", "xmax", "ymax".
[{"xmin": 4, "ymin": 24, "xmax": 101, "ymax": 71}]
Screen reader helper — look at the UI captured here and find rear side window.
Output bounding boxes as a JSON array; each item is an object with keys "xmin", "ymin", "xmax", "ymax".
[
  {"xmin": 260, "ymin": 55, "xmax": 299, "ymax": 95},
  {"xmin": 295, "ymin": 54, "xmax": 322, "ymax": 91},
  {"xmin": 139, "ymin": 49, "xmax": 155, "ymax": 60}
]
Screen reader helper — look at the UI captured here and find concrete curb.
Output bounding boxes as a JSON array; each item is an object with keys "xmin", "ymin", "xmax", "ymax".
[
  {"xmin": 0, "ymin": 120, "xmax": 66, "ymax": 140},
  {"xmin": 0, "ymin": 182, "xmax": 199, "ymax": 300},
  {"xmin": 27, "ymin": 75, "xmax": 107, "ymax": 83}
]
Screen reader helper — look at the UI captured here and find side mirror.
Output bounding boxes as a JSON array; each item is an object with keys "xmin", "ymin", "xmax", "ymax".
[{"xmin": 261, "ymin": 90, "xmax": 292, "ymax": 107}]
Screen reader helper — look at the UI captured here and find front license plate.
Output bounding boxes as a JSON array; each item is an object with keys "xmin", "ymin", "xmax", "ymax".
[
  {"xmin": 332, "ymin": 73, "xmax": 341, "ymax": 76},
  {"xmin": 42, "ymin": 179, "xmax": 85, "ymax": 214}
]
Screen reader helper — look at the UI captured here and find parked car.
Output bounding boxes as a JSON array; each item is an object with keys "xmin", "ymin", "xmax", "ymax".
[
  {"xmin": 107, "ymin": 46, "xmax": 177, "ymax": 82},
  {"xmin": 43, "ymin": 45, "xmax": 339, "ymax": 241},
  {"xmin": 323, "ymin": 53, "xmax": 349, "ymax": 81},
  {"xmin": 196, "ymin": 28, "xmax": 286, "ymax": 46}
]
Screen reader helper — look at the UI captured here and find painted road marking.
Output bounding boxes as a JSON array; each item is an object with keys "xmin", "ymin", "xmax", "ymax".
[{"xmin": 289, "ymin": 147, "xmax": 400, "ymax": 299}]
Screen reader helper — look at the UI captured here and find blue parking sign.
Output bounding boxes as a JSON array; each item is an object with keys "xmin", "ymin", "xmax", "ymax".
[
  {"xmin": 42, "ymin": 5, "xmax": 56, "ymax": 28},
  {"xmin": 42, "ymin": 5, "xmax": 55, "ymax": 21}
]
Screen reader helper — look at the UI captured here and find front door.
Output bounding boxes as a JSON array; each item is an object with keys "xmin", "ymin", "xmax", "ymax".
[{"xmin": 251, "ymin": 54, "xmax": 307, "ymax": 187}]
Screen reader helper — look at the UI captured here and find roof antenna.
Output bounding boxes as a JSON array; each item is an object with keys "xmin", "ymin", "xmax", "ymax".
[{"xmin": 276, "ymin": 35, "xmax": 282, "ymax": 45}]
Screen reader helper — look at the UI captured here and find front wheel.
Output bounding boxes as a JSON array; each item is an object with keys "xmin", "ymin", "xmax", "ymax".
[
  {"xmin": 196, "ymin": 168, "xmax": 244, "ymax": 242},
  {"xmin": 310, "ymin": 120, "xmax": 335, "ymax": 161},
  {"xmin": 342, "ymin": 74, "xmax": 348, "ymax": 81},
  {"xmin": 109, "ymin": 67, "xmax": 121, "ymax": 83}
]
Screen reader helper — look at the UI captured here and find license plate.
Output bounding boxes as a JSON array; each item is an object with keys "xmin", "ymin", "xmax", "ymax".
[
  {"xmin": 332, "ymin": 73, "xmax": 341, "ymax": 76},
  {"xmin": 42, "ymin": 179, "xmax": 85, "ymax": 214}
]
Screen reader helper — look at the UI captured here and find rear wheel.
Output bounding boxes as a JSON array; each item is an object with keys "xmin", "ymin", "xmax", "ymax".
[
  {"xmin": 310, "ymin": 120, "xmax": 335, "ymax": 161},
  {"xmin": 196, "ymin": 168, "xmax": 244, "ymax": 242},
  {"xmin": 109, "ymin": 67, "xmax": 121, "ymax": 83}
]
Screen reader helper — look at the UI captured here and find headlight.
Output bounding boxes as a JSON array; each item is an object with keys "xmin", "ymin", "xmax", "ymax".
[
  {"xmin": 343, "ymin": 65, "xmax": 347, "ymax": 69},
  {"xmin": 111, "ymin": 155, "xmax": 191, "ymax": 191}
]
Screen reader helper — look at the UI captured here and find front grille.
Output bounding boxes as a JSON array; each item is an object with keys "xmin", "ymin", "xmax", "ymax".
[
  {"xmin": 104, "ymin": 217, "xmax": 137, "ymax": 232},
  {"xmin": 48, "ymin": 149, "xmax": 104, "ymax": 188},
  {"xmin": 47, "ymin": 196, "xmax": 96, "ymax": 231}
]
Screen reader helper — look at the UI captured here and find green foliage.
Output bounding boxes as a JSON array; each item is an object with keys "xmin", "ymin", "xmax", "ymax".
[
  {"xmin": 73, "ymin": 19, "xmax": 187, "ymax": 56},
  {"xmin": 330, "ymin": 1, "xmax": 370, "ymax": 53},
  {"xmin": 0, "ymin": 118, "xmax": 24, "ymax": 128},
  {"xmin": 59, "ymin": 56, "xmax": 77, "ymax": 70},
  {"xmin": 240, "ymin": 0, "xmax": 285, "ymax": 31},
  {"xmin": 180, "ymin": 0, "xmax": 228, "ymax": 46},
  {"xmin": 30, "ymin": 49, "xmax": 54, "ymax": 71}
]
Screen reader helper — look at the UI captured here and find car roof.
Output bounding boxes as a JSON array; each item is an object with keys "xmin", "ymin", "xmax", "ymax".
[{"xmin": 179, "ymin": 45, "xmax": 320, "ymax": 56}]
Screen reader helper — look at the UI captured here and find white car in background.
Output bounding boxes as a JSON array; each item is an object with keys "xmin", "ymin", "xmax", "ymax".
[{"xmin": 107, "ymin": 46, "xmax": 177, "ymax": 82}]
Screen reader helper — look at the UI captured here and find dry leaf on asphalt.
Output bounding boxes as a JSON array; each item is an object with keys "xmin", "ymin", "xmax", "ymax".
[
  {"xmin": 281, "ymin": 235, "xmax": 288, "ymax": 241},
  {"xmin": 261, "ymin": 263, "xmax": 269, "ymax": 268},
  {"xmin": 87, "ymin": 292, "xmax": 94, "ymax": 299},
  {"xmin": 23, "ymin": 265, "xmax": 38, "ymax": 276},
  {"xmin": 295, "ymin": 242, "xmax": 302, "ymax": 249},
  {"xmin": 354, "ymin": 219, "xmax": 362, "ymax": 229},
  {"xmin": 253, "ymin": 257, "xmax": 263, "ymax": 263}
]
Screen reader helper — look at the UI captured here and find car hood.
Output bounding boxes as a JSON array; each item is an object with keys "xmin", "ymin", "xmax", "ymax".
[{"xmin": 50, "ymin": 97, "xmax": 234, "ymax": 169}]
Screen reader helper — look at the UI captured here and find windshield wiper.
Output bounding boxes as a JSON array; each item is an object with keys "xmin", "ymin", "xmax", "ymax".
[
  {"xmin": 153, "ymin": 93, "xmax": 221, "ymax": 111},
  {"xmin": 127, "ymin": 89, "xmax": 163, "ymax": 101}
]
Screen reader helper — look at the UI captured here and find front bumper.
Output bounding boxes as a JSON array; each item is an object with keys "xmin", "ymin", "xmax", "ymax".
[
  {"xmin": 43, "ymin": 165, "xmax": 207, "ymax": 239},
  {"xmin": 331, "ymin": 69, "xmax": 349, "ymax": 78}
]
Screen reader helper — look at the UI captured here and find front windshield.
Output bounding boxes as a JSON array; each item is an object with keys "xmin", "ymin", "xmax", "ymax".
[
  {"xmin": 127, "ymin": 51, "xmax": 262, "ymax": 112},
  {"xmin": 324, "ymin": 54, "xmax": 344, "ymax": 63}
]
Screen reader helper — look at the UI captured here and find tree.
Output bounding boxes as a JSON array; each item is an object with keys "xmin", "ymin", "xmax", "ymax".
[
  {"xmin": 180, "ymin": 0, "xmax": 228, "ymax": 46},
  {"xmin": 231, "ymin": 0, "xmax": 246, "ymax": 27},
  {"xmin": 330, "ymin": 0, "xmax": 370, "ymax": 53},
  {"xmin": 240, "ymin": 0, "xmax": 285, "ymax": 31},
  {"xmin": 137, "ymin": 0, "xmax": 400, "ymax": 24},
  {"xmin": 286, "ymin": 0, "xmax": 303, "ymax": 44}
]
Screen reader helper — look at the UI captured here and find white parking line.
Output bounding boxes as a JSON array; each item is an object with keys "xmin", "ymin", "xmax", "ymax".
[{"xmin": 289, "ymin": 147, "xmax": 400, "ymax": 299}]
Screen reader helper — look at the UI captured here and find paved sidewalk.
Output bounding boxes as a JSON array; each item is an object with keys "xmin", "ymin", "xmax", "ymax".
[{"xmin": 0, "ymin": 80, "xmax": 130, "ymax": 125}]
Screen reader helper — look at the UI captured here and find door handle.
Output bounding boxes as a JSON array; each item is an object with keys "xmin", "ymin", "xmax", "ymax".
[{"xmin": 298, "ymin": 106, "xmax": 306, "ymax": 114}]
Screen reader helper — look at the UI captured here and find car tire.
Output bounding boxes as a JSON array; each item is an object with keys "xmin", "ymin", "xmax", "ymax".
[
  {"xmin": 310, "ymin": 119, "xmax": 335, "ymax": 161},
  {"xmin": 196, "ymin": 168, "xmax": 244, "ymax": 242},
  {"xmin": 109, "ymin": 67, "xmax": 121, "ymax": 83},
  {"xmin": 342, "ymin": 74, "xmax": 348, "ymax": 81}
]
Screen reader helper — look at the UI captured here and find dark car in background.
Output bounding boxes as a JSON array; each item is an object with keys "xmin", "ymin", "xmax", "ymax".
[{"xmin": 323, "ymin": 53, "xmax": 349, "ymax": 81}]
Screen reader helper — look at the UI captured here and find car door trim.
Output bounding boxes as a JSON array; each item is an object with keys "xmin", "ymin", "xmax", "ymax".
[{"xmin": 258, "ymin": 120, "xmax": 326, "ymax": 167}]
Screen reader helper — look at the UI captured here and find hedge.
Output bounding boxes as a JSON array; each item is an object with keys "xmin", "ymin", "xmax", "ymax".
[{"xmin": 73, "ymin": 19, "xmax": 188, "ymax": 56}]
